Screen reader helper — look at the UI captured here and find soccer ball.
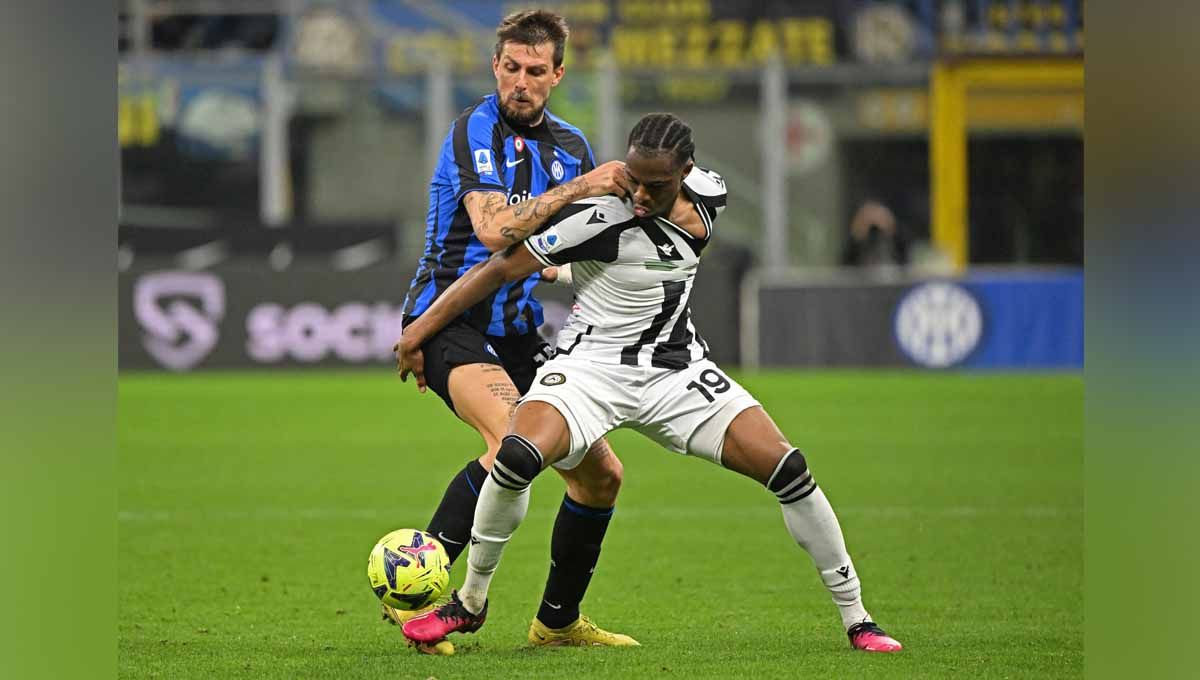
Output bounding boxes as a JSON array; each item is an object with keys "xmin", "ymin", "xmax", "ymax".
[{"xmin": 366, "ymin": 529, "xmax": 451, "ymax": 611}]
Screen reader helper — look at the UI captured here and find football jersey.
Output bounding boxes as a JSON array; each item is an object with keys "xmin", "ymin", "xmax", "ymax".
[
  {"xmin": 403, "ymin": 93, "xmax": 596, "ymax": 336},
  {"xmin": 524, "ymin": 167, "xmax": 728, "ymax": 369}
]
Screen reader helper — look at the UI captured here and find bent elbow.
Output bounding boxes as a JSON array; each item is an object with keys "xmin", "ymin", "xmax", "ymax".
[
  {"xmin": 483, "ymin": 250, "xmax": 532, "ymax": 284},
  {"xmin": 476, "ymin": 232, "xmax": 510, "ymax": 253}
]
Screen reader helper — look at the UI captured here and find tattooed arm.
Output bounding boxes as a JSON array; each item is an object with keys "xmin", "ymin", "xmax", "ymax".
[
  {"xmin": 463, "ymin": 160, "xmax": 630, "ymax": 251},
  {"xmin": 394, "ymin": 244, "xmax": 543, "ymax": 391}
]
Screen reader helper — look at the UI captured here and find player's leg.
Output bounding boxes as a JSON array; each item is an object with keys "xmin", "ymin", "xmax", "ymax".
[
  {"xmin": 502, "ymin": 336, "xmax": 631, "ymax": 644},
  {"xmin": 460, "ymin": 400, "xmax": 572, "ymax": 613},
  {"xmin": 540, "ymin": 438, "xmax": 622, "ymax": 628},
  {"xmin": 421, "ymin": 362, "xmax": 518, "ymax": 562},
  {"xmin": 530, "ymin": 439, "xmax": 638, "ymax": 646},
  {"xmin": 385, "ymin": 325, "xmax": 512, "ymax": 654},
  {"xmin": 403, "ymin": 357, "xmax": 631, "ymax": 645},
  {"xmin": 715, "ymin": 406, "xmax": 902, "ymax": 652},
  {"xmin": 402, "ymin": 400, "xmax": 573, "ymax": 644}
]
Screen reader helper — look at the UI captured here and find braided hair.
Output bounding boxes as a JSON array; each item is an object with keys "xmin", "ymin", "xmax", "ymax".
[{"xmin": 627, "ymin": 113, "xmax": 695, "ymax": 169}]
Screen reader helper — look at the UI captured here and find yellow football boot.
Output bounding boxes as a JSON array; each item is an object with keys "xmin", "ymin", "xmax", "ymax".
[
  {"xmin": 381, "ymin": 602, "xmax": 455, "ymax": 656},
  {"xmin": 528, "ymin": 615, "xmax": 639, "ymax": 647}
]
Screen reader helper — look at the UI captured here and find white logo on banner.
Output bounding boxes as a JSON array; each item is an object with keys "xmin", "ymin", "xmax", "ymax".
[
  {"xmin": 134, "ymin": 271, "xmax": 225, "ymax": 370},
  {"xmin": 246, "ymin": 302, "xmax": 405, "ymax": 363},
  {"xmin": 894, "ymin": 282, "xmax": 982, "ymax": 368}
]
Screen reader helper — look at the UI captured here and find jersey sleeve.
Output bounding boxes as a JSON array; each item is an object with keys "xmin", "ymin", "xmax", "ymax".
[
  {"xmin": 524, "ymin": 199, "xmax": 625, "ymax": 267},
  {"xmin": 685, "ymin": 167, "xmax": 728, "ymax": 235},
  {"xmin": 451, "ymin": 110, "xmax": 505, "ymax": 201}
]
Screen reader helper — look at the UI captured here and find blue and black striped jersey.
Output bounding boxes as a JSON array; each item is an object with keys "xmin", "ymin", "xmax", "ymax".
[{"xmin": 402, "ymin": 93, "xmax": 595, "ymax": 336}]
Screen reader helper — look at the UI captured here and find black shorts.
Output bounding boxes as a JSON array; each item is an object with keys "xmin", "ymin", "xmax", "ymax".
[{"xmin": 408, "ymin": 315, "xmax": 552, "ymax": 414}]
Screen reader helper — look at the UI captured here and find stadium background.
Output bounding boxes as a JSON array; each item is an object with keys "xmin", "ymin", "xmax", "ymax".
[{"xmin": 117, "ymin": 1, "xmax": 1083, "ymax": 677}]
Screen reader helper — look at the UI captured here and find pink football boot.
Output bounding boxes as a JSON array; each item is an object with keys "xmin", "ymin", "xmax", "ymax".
[
  {"xmin": 847, "ymin": 621, "xmax": 903, "ymax": 652},
  {"xmin": 401, "ymin": 591, "xmax": 488, "ymax": 644}
]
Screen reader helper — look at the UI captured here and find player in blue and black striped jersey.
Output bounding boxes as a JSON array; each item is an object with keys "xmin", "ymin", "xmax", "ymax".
[
  {"xmin": 404, "ymin": 91, "xmax": 592, "ymax": 335},
  {"xmin": 387, "ymin": 9, "xmax": 635, "ymax": 653}
]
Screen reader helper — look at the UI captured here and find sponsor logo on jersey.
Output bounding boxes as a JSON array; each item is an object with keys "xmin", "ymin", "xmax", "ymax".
[
  {"xmin": 643, "ymin": 261, "xmax": 679, "ymax": 271},
  {"xmin": 550, "ymin": 159, "xmax": 565, "ymax": 181},
  {"xmin": 893, "ymin": 282, "xmax": 983, "ymax": 368},
  {"xmin": 484, "ymin": 342, "xmax": 499, "ymax": 357},
  {"xmin": 657, "ymin": 243, "xmax": 676, "ymax": 256},
  {"xmin": 507, "ymin": 189, "xmax": 532, "ymax": 205},
  {"xmin": 540, "ymin": 372, "xmax": 566, "ymax": 386},
  {"xmin": 134, "ymin": 271, "xmax": 226, "ymax": 370},
  {"xmin": 473, "ymin": 148, "xmax": 494, "ymax": 174}
]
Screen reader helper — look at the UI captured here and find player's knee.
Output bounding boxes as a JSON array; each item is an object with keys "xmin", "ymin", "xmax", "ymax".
[
  {"xmin": 765, "ymin": 449, "xmax": 818, "ymax": 504},
  {"xmin": 602, "ymin": 455, "xmax": 624, "ymax": 498},
  {"xmin": 584, "ymin": 455, "xmax": 624, "ymax": 506},
  {"xmin": 490, "ymin": 434, "xmax": 545, "ymax": 491}
]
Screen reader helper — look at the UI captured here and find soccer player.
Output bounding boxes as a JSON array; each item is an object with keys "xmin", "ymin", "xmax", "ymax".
[
  {"xmin": 394, "ymin": 113, "xmax": 903, "ymax": 653},
  {"xmin": 389, "ymin": 9, "xmax": 635, "ymax": 653}
]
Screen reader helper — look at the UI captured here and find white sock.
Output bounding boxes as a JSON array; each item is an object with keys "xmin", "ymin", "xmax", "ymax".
[
  {"xmin": 779, "ymin": 485, "xmax": 872, "ymax": 630},
  {"xmin": 459, "ymin": 473, "xmax": 531, "ymax": 615}
]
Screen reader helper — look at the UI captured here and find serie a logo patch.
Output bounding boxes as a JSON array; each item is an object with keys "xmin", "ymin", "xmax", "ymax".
[
  {"xmin": 473, "ymin": 149, "xmax": 494, "ymax": 174},
  {"xmin": 540, "ymin": 372, "xmax": 566, "ymax": 386}
]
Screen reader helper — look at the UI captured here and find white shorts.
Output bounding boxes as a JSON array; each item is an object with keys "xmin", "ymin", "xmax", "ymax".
[{"xmin": 519, "ymin": 356, "xmax": 760, "ymax": 470}]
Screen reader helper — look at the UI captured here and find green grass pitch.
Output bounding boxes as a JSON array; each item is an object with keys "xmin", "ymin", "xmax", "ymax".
[{"xmin": 119, "ymin": 370, "xmax": 1081, "ymax": 678}]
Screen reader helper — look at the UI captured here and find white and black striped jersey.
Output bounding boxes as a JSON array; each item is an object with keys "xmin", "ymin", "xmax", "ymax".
[{"xmin": 524, "ymin": 167, "xmax": 727, "ymax": 369}]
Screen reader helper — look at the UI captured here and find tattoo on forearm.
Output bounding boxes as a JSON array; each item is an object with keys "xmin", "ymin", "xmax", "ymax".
[
  {"xmin": 478, "ymin": 192, "xmax": 506, "ymax": 222},
  {"xmin": 483, "ymin": 177, "xmax": 593, "ymax": 246},
  {"xmin": 498, "ymin": 224, "xmax": 527, "ymax": 242}
]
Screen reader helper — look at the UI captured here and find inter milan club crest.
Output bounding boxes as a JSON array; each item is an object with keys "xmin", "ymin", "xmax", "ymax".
[{"xmin": 550, "ymin": 159, "xmax": 565, "ymax": 181}]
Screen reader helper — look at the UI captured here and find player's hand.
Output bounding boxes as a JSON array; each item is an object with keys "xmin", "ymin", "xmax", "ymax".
[
  {"xmin": 392, "ymin": 336, "xmax": 427, "ymax": 393},
  {"xmin": 581, "ymin": 160, "xmax": 630, "ymax": 199},
  {"xmin": 540, "ymin": 263, "xmax": 572, "ymax": 286}
]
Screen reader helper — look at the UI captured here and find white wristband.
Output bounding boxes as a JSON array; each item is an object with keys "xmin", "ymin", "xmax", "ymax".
[{"xmin": 553, "ymin": 263, "xmax": 573, "ymax": 286}]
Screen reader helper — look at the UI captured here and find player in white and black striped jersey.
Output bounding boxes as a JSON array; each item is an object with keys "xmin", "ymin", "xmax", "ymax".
[
  {"xmin": 523, "ymin": 160, "xmax": 725, "ymax": 369},
  {"xmin": 395, "ymin": 113, "xmax": 903, "ymax": 653}
]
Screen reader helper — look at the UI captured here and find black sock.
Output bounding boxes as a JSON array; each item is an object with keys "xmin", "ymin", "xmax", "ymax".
[
  {"xmin": 536, "ymin": 494, "xmax": 614, "ymax": 629},
  {"xmin": 425, "ymin": 459, "xmax": 488, "ymax": 564}
]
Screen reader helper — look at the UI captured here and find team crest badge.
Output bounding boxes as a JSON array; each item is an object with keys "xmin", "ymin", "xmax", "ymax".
[
  {"xmin": 550, "ymin": 159, "xmax": 565, "ymax": 181},
  {"xmin": 540, "ymin": 372, "xmax": 566, "ymax": 386}
]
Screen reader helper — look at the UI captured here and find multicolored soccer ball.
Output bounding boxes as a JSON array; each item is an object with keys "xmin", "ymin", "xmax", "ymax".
[{"xmin": 366, "ymin": 529, "xmax": 450, "ymax": 611}]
